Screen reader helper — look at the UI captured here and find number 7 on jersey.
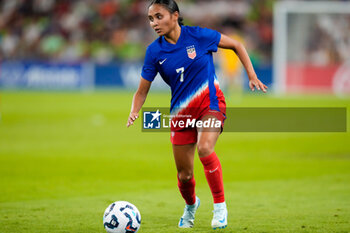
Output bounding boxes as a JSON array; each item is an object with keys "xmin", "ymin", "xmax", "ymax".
[{"xmin": 176, "ymin": 67, "xmax": 185, "ymax": 82}]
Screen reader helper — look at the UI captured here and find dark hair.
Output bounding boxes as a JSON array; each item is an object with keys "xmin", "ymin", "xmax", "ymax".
[{"xmin": 149, "ymin": 0, "xmax": 184, "ymax": 26}]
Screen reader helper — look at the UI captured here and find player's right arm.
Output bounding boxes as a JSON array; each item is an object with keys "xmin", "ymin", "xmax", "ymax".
[{"xmin": 127, "ymin": 77, "xmax": 152, "ymax": 127}]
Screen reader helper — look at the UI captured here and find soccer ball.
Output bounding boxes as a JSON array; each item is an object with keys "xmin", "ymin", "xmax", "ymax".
[{"xmin": 103, "ymin": 201, "xmax": 141, "ymax": 233}]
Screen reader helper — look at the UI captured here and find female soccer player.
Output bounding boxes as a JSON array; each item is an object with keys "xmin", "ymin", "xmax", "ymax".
[{"xmin": 127, "ymin": 0, "xmax": 267, "ymax": 229}]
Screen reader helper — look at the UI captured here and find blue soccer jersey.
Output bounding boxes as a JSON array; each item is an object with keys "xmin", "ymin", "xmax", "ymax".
[{"xmin": 141, "ymin": 26, "xmax": 224, "ymax": 114}]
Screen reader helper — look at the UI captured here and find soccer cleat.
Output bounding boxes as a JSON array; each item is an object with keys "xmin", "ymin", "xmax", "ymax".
[
  {"xmin": 178, "ymin": 196, "xmax": 200, "ymax": 228},
  {"xmin": 211, "ymin": 202, "xmax": 228, "ymax": 229}
]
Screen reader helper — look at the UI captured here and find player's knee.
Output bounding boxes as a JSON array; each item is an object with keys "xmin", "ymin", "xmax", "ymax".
[
  {"xmin": 178, "ymin": 172, "xmax": 193, "ymax": 183},
  {"xmin": 197, "ymin": 142, "xmax": 214, "ymax": 157}
]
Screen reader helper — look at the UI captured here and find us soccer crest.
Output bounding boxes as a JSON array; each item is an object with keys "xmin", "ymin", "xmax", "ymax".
[{"xmin": 186, "ymin": 45, "xmax": 196, "ymax": 59}]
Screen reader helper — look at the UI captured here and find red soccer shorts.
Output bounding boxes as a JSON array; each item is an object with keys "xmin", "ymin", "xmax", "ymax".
[{"xmin": 170, "ymin": 91, "xmax": 226, "ymax": 145}]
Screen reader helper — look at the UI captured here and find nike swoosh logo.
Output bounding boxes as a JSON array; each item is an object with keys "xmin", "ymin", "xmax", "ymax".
[
  {"xmin": 179, "ymin": 218, "xmax": 184, "ymax": 226},
  {"xmin": 209, "ymin": 167, "xmax": 218, "ymax": 173},
  {"xmin": 159, "ymin": 58, "xmax": 167, "ymax": 65},
  {"xmin": 219, "ymin": 217, "xmax": 226, "ymax": 223}
]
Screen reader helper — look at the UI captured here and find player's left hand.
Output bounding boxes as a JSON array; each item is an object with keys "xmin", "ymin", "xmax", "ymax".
[{"xmin": 249, "ymin": 76, "xmax": 268, "ymax": 93}]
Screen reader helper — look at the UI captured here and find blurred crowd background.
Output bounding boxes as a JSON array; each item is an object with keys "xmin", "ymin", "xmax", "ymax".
[{"xmin": 0, "ymin": 0, "xmax": 275, "ymax": 65}]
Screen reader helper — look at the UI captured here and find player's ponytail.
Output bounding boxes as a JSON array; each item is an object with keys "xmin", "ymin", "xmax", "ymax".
[
  {"xmin": 178, "ymin": 16, "xmax": 184, "ymax": 26},
  {"xmin": 149, "ymin": 0, "xmax": 184, "ymax": 26}
]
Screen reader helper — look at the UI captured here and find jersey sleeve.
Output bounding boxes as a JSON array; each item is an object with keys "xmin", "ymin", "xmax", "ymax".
[
  {"xmin": 141, "ymin": 46, "xmax": 158, "ymax": 82},
  {"xmin": 198, "ymin": 27, "xmax": 221, "ymax": 53}
]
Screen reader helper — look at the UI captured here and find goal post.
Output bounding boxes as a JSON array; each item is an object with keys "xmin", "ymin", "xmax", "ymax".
[{"xmin": 273, "ymin": 1, "xmax": 350, "ymax": 96}]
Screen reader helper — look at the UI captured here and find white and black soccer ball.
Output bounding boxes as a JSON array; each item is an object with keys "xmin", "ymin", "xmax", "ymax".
[{"xmin": 103, "ymin": 201, "xmax": 141, "ymax": 233}]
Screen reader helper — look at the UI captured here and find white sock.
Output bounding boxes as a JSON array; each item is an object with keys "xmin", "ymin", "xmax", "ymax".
[{"xmin": 214, "ymin": 202, "xmax": 226, "ymax": 210}]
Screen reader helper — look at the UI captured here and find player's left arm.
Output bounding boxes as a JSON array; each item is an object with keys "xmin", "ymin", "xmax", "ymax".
[{"xmin": 218, "ymin": 33, "xmax": 268, "ymax": 93}]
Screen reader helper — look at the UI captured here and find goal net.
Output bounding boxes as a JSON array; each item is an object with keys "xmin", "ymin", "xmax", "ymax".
[{"xmin": 273, "ymin": 1, "xmax": 350, "ymax": 96}]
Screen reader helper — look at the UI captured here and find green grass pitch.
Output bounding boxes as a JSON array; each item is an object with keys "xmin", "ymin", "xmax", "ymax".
[{"xmin": 0, "ymin": 90, "xmax": 349, "ymax": 233}]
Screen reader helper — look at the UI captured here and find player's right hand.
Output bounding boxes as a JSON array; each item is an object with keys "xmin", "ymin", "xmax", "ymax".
[{"xmin": 127, "ymin": 112, "xmax": 139, "ymax": 127}]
